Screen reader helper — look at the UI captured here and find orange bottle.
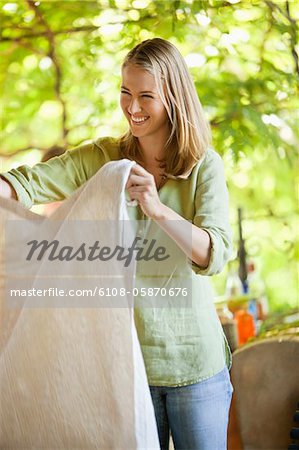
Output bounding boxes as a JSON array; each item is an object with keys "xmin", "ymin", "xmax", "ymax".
[{"xmin": 235, "ymin": 309, "xmax": 255, "ymax": 345}]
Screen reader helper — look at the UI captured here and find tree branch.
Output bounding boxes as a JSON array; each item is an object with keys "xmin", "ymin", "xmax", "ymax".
[
  {"xmin": 0, "ymin": 15, "xmax": 154, "ymax": 43},
  {"xmin": 26, "ymin": 0, "xmax": 68, "ymax": 143},
  {"xmin": 265, "ymin": 0, "xmax": 288, "ymax": 20},
  {"xmin": 265, "ymin": 0, "xmax": 299, "ymax": 77},
  {"xmin": 0, "ymin": 144, "xmax": 66, "ymax": 159},
  {"xmin": 285, "ymin": 0, "xmax": 299, "ymax": 77},
  {"xmin": 0, "ymin": 25, "xmax": 99, "ymax": 42}
]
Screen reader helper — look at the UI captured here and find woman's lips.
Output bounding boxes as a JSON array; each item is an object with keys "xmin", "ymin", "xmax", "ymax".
[{"xmin": 130, "ymin": 116, "xmax": 150, "ymax": 125}]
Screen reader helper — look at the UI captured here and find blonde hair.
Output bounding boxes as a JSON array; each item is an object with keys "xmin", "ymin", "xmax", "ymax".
[{"xmin": 119, "ymin": 38, "xmax": 212, "ymax": 176}]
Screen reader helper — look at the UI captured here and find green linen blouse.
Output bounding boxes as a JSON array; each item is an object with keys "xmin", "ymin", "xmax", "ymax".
[{"xmin": 1, "ymin": 136, "xmax": 232, "ymax": 386}]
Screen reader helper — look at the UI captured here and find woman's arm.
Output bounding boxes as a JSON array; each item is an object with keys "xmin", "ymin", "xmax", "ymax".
[
  {"xmin": 126, "ymin": 154, "xmax": 232, "ymax": 273},
  {"xmin": 153, "ymin": 204, "xmax": 211, "ymax": 269},
  {"xmin": 0, "ymin": 177, "xmax": 17, "ymax": 200},
  {"xmin": 126, "ymin": 165, "xmax": 211, "ymax": 268},
  {"xmin": 0, "ymin": 141, "xmax": 108, "ymax": 209}
]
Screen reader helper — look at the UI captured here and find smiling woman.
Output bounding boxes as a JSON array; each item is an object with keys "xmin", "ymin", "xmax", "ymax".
[{"xmin": 0, "ymin": 37, "xmax": 233, "ymax": 450}]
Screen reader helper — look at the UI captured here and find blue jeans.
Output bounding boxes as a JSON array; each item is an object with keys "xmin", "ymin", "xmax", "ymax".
[{"xmin": 149, "ymin": 367, "xmax": 233, "ymax": 450}]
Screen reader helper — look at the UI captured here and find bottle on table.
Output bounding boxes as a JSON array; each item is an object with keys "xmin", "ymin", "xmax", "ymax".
[
  {"xmin": 225, "ymin": 260, "xmax": 255, "ymax": 346},
  {"xmin": 225, "ymin": 264, "xmax": 243, "ymax": 298},
  {"xmin": 234, "ymin": 309, "xmax": 255, "ymax": 346},
  {"xmin": 216, "ymin": 302, "xmax": 239, "ymax": 352},
  {"xmin": 247, "ymin": 261, "xmax": 269, "ymax": 334}
]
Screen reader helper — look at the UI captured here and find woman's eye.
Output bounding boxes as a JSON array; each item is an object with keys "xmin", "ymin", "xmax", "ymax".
[{"xmin": 120, "ymin": 91, "xmax": 153, "ymax": 98}]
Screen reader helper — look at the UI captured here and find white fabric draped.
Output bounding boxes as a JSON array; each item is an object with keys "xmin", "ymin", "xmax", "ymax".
[{"xmin": 0, "ymin": 159, "xmax": 159, "ymax": 449}]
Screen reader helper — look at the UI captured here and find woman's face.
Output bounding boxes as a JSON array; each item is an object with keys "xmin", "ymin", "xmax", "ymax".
[{"xmin": 120, "ymin": 65, "xmax": 170, "ymax": 142}]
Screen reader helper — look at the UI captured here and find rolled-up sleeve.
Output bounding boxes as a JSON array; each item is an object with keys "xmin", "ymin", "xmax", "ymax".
[
  {"xmin": 1, "ymin": 142, "xmax": 104, "ymax": 209},
  {"xmin": 192, "ymin": 149, "xmax": 232, "ymax": 276}
]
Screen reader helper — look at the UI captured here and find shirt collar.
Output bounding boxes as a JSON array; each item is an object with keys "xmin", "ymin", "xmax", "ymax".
[{"xmin": 165, "ymin": 161, "xmax": 198, "ymax": 180}]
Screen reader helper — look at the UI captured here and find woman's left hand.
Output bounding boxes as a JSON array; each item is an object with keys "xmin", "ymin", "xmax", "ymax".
[{"xmin": 126, "ymin": 164, "xmax": 165, "ymax": 219}]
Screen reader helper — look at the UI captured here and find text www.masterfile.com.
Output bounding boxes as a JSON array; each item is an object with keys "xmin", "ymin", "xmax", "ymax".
[{"xmin": 9, "ymin": 287, "xmax": 189, "ymax": 297}]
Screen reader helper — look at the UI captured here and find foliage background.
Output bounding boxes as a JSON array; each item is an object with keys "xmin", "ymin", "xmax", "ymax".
[{"xmin": 0, "ymin": 0, "xmax": 298, "ymax": 313}]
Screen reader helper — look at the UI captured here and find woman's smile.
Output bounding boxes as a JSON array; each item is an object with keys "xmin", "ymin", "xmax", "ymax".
[{"xmin": 130, "ymin": 115, "xmax": 150, "ymax": 125}]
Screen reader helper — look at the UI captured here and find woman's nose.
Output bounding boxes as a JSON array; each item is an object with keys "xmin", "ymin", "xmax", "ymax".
[{"xmin": 128, "ymin": 98, "xmax": 142, "ymax": 115}]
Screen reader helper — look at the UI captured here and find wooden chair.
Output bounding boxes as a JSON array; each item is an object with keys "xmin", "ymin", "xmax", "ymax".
[{"xmin": 228, "ymin": 336, "xmax": 299, "ymax": 450}]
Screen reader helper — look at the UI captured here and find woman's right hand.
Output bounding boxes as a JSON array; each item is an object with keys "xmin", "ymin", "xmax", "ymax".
[{"xmin": 0, "ymin": 177, "xmax": 17, "ymax": 200}]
